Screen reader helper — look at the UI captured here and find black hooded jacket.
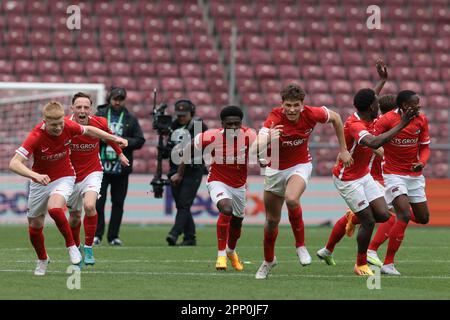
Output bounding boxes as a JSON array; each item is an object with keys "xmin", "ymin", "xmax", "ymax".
[{"xmin": 96, "ymin": 104, "xmax": 145, "ymax": 175}]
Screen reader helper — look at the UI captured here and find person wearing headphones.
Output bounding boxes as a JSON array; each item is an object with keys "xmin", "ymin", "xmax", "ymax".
[
  {"xmin": 94, "ymin": 87, "xmax": 145, "ymax": 246},
  {"xmin": 166, "ymin": 99, "xmax": 208, "ymax": 246}
]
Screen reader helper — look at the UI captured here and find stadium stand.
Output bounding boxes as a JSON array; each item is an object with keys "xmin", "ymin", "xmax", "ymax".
[{"xmin": 0, "ymin": 0, "xmax": 448, "ymax": 176}]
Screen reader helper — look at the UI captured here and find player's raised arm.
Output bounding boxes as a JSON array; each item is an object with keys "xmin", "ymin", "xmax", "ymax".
[
  {"xmin": 373, "ymin": 58, "xmax": 388, "ymax": 95},
  {"xmin": 83, "ymin": 125, "xmax": 128, "ymax": 148},
  {"xmin": 328, "ymin": 110, "xmax": 353, "ymax": 167},
  {"xmin": 9, "ymin": 153, "xmax": 50, "ymax": 185},
  {"xmin": 360, "ymin": 107, "xmax": 416, "ymax": 149}
]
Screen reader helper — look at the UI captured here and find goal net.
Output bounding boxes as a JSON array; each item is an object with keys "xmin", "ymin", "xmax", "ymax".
[{"xmin": 0, "ymin": 82, "xmax": 105, "ymax": 171}]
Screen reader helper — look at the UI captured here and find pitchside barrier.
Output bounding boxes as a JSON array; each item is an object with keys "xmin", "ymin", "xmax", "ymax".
[{"xmin": 0, "ymin": 173, "xmax": 449, "ymax": 226}]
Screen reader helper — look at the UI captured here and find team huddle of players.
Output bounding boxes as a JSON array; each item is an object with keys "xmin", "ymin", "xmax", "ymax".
[{"xmin": 9, "ymin": 59, "xmax": 430, "ymax": 278}]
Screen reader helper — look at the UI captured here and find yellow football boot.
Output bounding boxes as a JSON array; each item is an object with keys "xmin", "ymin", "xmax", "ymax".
[
  {"xmin": 227, "ymin": 251, "xmax": 244, "ymax": 271},
  {"xmin": 215, "ymin": 255, "xmax": 227, "ymax": 271},
  {"xmin": 354, "ymin": 264, "xmax": 374, "ymax": 276}
]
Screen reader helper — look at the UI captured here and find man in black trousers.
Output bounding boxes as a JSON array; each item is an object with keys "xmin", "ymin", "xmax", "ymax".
[
  {"xmin": 166, "ymin": 99, "xmax": 208, "ymax": 246},
  {"xmin": 94, "ymin": 87, "xmax": 145, "ymax": 246}
]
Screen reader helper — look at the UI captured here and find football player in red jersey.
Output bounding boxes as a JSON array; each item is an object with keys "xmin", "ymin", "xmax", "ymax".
[
  {"xmin": 173, "ymin": 106, "xmax": 256, "ymax": 271},
  {"xmin": 9, "ymin": 101, "xmax": 127, "ymax": 275},
  {"xmin": 254, "ymin": 84, "xmax": 354, "ymax": 279},
  {"xmin": 316, "ymin": 80, "xmax": 415, "ymax": 275},
  {"xmin": 372, "ymin": 90, "xmax": 430, "ymax": 275},
  {"xmin": 66, "ymin": 92, "xmax": 129, "ymax": 265}
]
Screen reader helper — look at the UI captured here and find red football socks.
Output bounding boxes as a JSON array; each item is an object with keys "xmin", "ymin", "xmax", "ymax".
[
  {"xmin": 217, "ymin": 213, "xmax": 231, "ymax": 251},
  {"xmin": 227, "ymin": 216, "xmax": 243, "ymax": 251},
  {"xmin": 263, "ymin": 226, "xmax": 278, "ymax": 263},
  {"xmin": 326, "ymin": 215, "xmax": 348, "ymax": 252},
  {"xmin": 368, "ymin": 214, "xmax": 396, "ymax": 251},
  {"xmin": 48, "ymin": 208, "xmax": 75, "ymax": 248},
  {"xmin": 71, "ymin": 221, "xmax": 81, "ymax": 248},
  {"xmin": 28, "ymin": 226, "xmax": 47, "ymax": 260},
  {"xmin": 288, "ymin": 205, "xmax": 305, "ymax": 247},
  {"xmin": 384, "ymin": 219, "xmax": 409, "ymax": 265},
  {"xmin": 84, "ymin": 214, "xmax": 98, "ymax": 247}
]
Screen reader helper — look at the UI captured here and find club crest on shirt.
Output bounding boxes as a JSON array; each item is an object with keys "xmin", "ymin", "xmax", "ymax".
[{"xmin": 64, "ymin": 139, "xmax": 71, "ymax": 146}]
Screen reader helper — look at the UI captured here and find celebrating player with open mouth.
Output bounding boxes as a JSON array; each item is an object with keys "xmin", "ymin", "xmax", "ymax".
[
  {"xmin": 173, "ymin": 106, "xmax": 256, "ymax": 271},
  {"xmin": 316, "ymin": 75, "xmax": 416, "ymax": 275},
  {"xmin": 66, "ymin": 92, "xmax": 129, "ymax": 266},
  {"xmin": 372, "ymin": 90, "xmax": 430, "ymax": 275},
  {"xmin": 254, "ymin": 84, "xmax": 353, "ymax": 279},
  {"xmin": 9, "ymin": 101, "xmax": 127, "ymax": 276}
]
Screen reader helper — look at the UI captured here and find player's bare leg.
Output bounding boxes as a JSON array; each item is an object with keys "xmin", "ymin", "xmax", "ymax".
[
  {"xmin": 382, "ymin": 194, "xmax": 411, "ymax": 275},
  {"xmin": 410, "ymin": 202, "xmax": 430, "ymax": 225},
  {"xmin": 47, "ymin": 194, "xmax": 81, "ymax": 264},
  {"xmin": 255, "ymin": 191, "xmax": 283, "ymax": 279},
  {"xmin": 28, "ymin": 215, "xmax": 50, "ymax": 275},
  {"xmin": 82, "ymin": 191, "xmax": 99, "ymax": 265},
  {"xmin": 285, "ymin": 175, "xmax": 311, "ymax": 266}
]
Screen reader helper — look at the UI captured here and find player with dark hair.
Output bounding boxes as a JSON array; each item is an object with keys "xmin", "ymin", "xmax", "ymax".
[
  {"xmin": 174, "ymin": 106, "xmax": 256, "ymax": 271},
  {"xmin": 317, "ymin": 61, "xmax": 416, "ymax": 275},
  {"xmin": 66, "ymin": 92, "xmax": 129, "ymax": 265},
  {"xmin": 370, "ymin": 90, "xmax": 430, "ymax": 275},
  {"xmin": 9, "ymin": 101, "xmax": 127, "ymax": 275},
  {"xmin": 253, "ymin": 83, "xmax": 354, "ymax": 279}
]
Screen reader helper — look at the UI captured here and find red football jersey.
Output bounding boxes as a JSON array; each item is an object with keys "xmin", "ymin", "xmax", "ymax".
[
  {"xmin": 66, "ymin": 115, "xmax": 122, "ymax": 183},
  {"xmin": 374, "ymin": 109, "xmax": 430, "ymax": 176},
  {"xmin": 369, "ymin": 154, "xmax": 383, "ymax": 184},
  {"xmin": 261, "ymin": 106, "xmax": 330, "ymax": 170},
  {"xmin": 16, "ymin": 119, "xmax": 85, "ymax": 181},
  {"xmin": 194, "ymin": 127, "xmax": 257, "ymax": 188},
  {"xmin": 333, "ymin": 113, "xmax": 374, "ymax": 181}
]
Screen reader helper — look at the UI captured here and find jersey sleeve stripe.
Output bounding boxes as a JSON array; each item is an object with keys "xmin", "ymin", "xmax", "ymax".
[
  {"xmin": 15, "ymin": 148, "xmax": 29, "ymax": 160},
  {"xmin": 420, "ymin": 140, "xmax": 430, "ymax": 145},
  {"xmin": 357, "ymin": 131, "xmax": 370, "ymax": 145},
  {"xmin": 322, "ymin": 106, "xmax": 331, "ymax": 123}
]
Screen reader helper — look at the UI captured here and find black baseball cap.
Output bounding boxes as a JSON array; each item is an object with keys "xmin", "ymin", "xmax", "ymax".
[
  {"xmin": 110, "ymin": 87, "xmax": 127, "ymax": 100},
  {"xmin": 175, "ymin": 100, "xmax": 193, "ymax": 115}
]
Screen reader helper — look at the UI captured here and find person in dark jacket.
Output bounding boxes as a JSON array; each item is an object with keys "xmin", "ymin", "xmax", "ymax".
[
  {"xmin": 94, "ymin": 87, "xmax": 145, "ymax": 246},
  {"xmin": 166, "ymin": 99, "xmax": 208, "ymax": 246}
]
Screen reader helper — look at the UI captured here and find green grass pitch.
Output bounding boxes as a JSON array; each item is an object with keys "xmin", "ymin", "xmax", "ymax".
[{"xmin": 0, "ymin": 224, "xmax": 449, "ymax": 300}]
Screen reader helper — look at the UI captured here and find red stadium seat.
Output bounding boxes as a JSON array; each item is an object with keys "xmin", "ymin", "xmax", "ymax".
[
  {"xmin": 156, "ymin": 63, "xmax": 179, "ymax": 77},
  {"xmin": 423, "ymin": 82, "xmax": 446, "ymax": 96},
  {"xmin": 14, "ymin": 60, "xmax": 37, "ymax": 75},
  {"xmin": 180, "ymin": 63, "xmax": 202, "ymax": 78},
  {"xmin": 0, "ymin": 60, "xmax": 13, "ymax": 74},
  {"xmin": 330, "ymin": 80, "xmax": 353, "ymax": 94},
  {"xmin": 279, "ymin": 65, "xmax": 301, "ymax": 79},
  {"xmin": 145, "ymin": 32, "xmax": 167, "ymax": 48},
  {"xmin": 208, "ymin": 78, "xmax": 228, "ymax": 92},
  {"xmin": 241, "ymin": 92, "xmax": 265, "ymax": 106},
  {"xmin": 61, "ymin": 61, "xmax": 84, "ymax": 75},
  {"xmin": 255, "ymin": 64, "xmax": 278, "ymax": 79},
  {"xmin": 428, "ymin": 96, "xmax": 449, "ymax": 109},
  {"xmin": 103, "ymin": 48, "xmax": 127, "ymax": 62},
  {"xmin": 123, "ymin": 32, "xmax": 145, "ymax": 48},
  {"xmin": 204, "ymin": 64, "xmax": 225, "ymax": 78},
  {"xmin": 319, "ymin": 51, "xmax": 342, "ymax": 65},
  {"xmin": 185, "ymin": 78, "xmax": 208, "ymax": 91},
  {"xmin": 341, "ymin": 51, "xmax": 364, "ymax": 66},
  {"xmin": 261, "ymin": 79, "xmax": 281, "ymax": 93},
  {"xmin": 122, "ymin": 17, "xmax": 143, "ymax": 32},
  {"xmin": 174, "ymin": 49, "xmax": 198, "ymax": 63},
  {"xmin": 37, "ymin": 61, "xmax": 60, "ymax": 75},
  {"xmin": 401, "ymin": 81, "xmax": 422, "ymax": 94},
  {"xmin": 86, "ymin": 62, "xmax": 108, "ymax": 76},
  {"xmin": 324, "ymin": 66, "xmax": 347, "ymax": 80},
  {"xmin": 237, "ymin": 79, "xmax": 259, "ymax": 92},
  {"xmin": 335, "ymin": 94, "xmax": 353, "ymax": 108},
  {"xmin": 127, "ymin": 48, "xmax": 149, "ymax": 62},
  {"xmin": 435, "ymin": 53, "xmax": 450, "ymax": 67},
  {"xmin": 302, "ymin": 65, "xmax": 325, "ymax": 79},
  {"xmin": 307, "ymin": 80, "xmax": 330, "ymax": 94},
  {"xmin": 109, "ymin": 62, "xmax": 132, "ymax": 76},
  {"xmin": 311, "ymin": 94, "xmax": 335, "ymax": 107},
  {"xmin": 198, "ymin": 49, "xmax": 220, "ymax": 63},
  {"xmin": 132, "ymin": 63, "xmax": 155, "ymax": 77}
]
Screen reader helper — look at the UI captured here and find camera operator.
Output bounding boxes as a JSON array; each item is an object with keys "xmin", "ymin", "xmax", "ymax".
[
  {"xmin": 94, "ymin": 87, "xmax": 145, "ymax": 246},
  {"xmin": 165, "ymin": 99, "xmax": 208, "ymax": 246}
]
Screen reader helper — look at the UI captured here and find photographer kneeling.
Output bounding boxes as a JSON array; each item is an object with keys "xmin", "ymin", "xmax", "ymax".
[{"xmin": 166, "ymin": 100, "xmax": 208, "ymax": 246}]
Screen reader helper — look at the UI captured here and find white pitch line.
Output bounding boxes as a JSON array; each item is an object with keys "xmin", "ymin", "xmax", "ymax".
[
  {"xmin": 2, "ymin": 245, "xmax": 450, "ymax": 251},
  {"xmin": 0, "ymin": 269, "xmax": 450, "ymax": 280},
  {"xmin": 6, "ymin": 259, "xmax": 450, "ymax": 264}
]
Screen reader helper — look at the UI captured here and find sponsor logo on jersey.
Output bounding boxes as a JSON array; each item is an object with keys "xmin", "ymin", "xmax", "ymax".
[
  {"xmin": 41, "ymin": 151, "xmax": 67, "ymax": 161},
  {"xmin": 391, "ymin": 137, "xmax": 419, "ymax": 146},
  {"xmin": 358, "ymin": 200, "xmax": 366, "ymax": 207},
  {"xmin": 70, "ymin": 143, "xmax": 98, "ymax": 151},
  {"xmin": 282, "ymin": 138, "xmax": 306, "ymax": 147},
  {"xmin": 64, "ymin": 139, "xmax": 72, "ymax": 146},
  {"xmin": 392, "ymin": 186, "xmax": 399, "ymax": 193},
  {"xmin": 41, "ymin": 147, "xmax": 50, "ymax": 153}
]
